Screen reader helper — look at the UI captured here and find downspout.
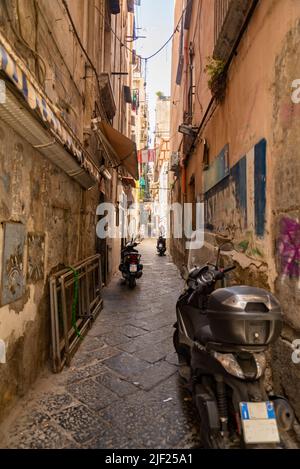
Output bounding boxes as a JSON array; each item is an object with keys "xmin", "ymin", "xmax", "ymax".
[{"xmin": 181, "ymin": 29, "xmax": 189, "ymax": 198}]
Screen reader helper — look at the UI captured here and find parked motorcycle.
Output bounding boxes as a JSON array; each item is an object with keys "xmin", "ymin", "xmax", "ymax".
[
  {"xmin": 157, "ymin": 234, "xmax": 166, "ymax": 256},
  {"xmin": 174, "ymin": 240, "xmax": 294, "ymax": 448},
  {"xmin": 119, "ymin": 238, "xmax": 143, "ymax": 288}
]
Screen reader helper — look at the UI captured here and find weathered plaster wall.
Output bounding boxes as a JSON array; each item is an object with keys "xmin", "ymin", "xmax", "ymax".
[
  {"xmin": 170, "ymin": 0, "xmax": 300, "ymax": 419},
  {"xmin": 0, "ymin": 121, "xmax": 100, "ymax": 422},
  {"xmin": 271, "ymin": 16, "xmax": 300, "ymax": 417},
  {"xmin": 0, "ymin": 0, "xmax": 126, "ymax": 424}
]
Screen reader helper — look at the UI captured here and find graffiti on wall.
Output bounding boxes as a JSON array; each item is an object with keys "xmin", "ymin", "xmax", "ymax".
[
  {"xmin": 27, "ymin": 233, "xmax": 45, "ymax": 283},
  {"xmin": 0, "ymin": 222, "xmax": 25, "ymax": 306},
  {"xmin": 278, "ymin": 217, "xmax": 300, "ymax": 277}
]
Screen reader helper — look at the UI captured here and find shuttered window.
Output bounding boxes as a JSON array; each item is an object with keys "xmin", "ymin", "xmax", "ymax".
[
  {"xmin": 176, "ymin": 17, "xmax": 184, "ymax": 85},
  {"xmin": 109, "ymin": 0, "xmax": 120, "ymax": 15},
  {"xmin": 123, "ymin": 85, "xmax": 132, "ymax": 104},
  {"xmin": 184, "ymin": 0, "xmax": 193, "ymax": 30}
]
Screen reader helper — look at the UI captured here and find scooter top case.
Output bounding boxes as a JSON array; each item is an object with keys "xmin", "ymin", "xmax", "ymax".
[{"xmin": 205, "ymin": 285, "xmax": 283, "ymax": 347}]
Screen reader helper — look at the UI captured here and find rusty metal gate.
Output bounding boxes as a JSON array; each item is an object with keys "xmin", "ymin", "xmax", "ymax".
[{"xmin": 50, "ymin": 255, "xmax": 103, "ymax": 373}]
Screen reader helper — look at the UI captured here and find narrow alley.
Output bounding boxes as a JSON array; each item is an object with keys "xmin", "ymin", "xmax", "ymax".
[
  {"xmin": 1, "ymin": 0, "xmax": 300, "ymax": 457},
  {"xmin": 0, "ymin": 240, "xmax": 200, "ymax": 449}
]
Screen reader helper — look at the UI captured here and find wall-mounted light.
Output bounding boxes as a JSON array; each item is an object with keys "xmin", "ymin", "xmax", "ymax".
[
  {"xmin": 178, "ymin": 124, "xmax": 198, "ymax": 137},
  {"xmin": 100, "ymin": 166, "xmax": 112, "ymax": 180}
]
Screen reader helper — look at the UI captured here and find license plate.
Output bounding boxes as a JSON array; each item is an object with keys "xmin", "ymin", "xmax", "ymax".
[
  {"xmin": 159, "ymin": 244, "xmax": 163, "ymax": 248},
  {"xmin": 240, "ymin": 402, "xmax": 280, "ymax": 444},
  {"xmin": 129, "ymin": 264, "xmax": 137, "ymax": 272}
]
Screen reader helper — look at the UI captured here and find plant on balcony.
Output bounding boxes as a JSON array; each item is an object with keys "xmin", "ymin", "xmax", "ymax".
[{"xmin": 205, "ymin": 57, "xmax": 227, "ymax": 103}]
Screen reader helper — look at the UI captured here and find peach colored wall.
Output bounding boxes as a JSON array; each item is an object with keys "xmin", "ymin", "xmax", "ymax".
[
  {"xmin": 170, "ymin": 0, "xmax": 300, "ymax": 419},
  {"xmin": 171, "ymin": 0, "xmax": 300, "ymax": 260}
]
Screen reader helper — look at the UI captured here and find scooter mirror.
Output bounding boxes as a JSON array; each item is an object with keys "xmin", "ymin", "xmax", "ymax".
[
  {"xmin": 216, "ymin": 241, "xmax": 234, "ymax": 269},
  {"xmin": 220, "ymin": 241, "xmax": 234, "ymax": 252},
  {"xmin": 215, "ymin": 234, "xmax": 233, "ymax": 246}
]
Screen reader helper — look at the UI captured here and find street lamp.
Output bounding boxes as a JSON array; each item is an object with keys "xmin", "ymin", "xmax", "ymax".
[{"xmin": 178, "ymin": 124, "xmax": 198, "ymax": 137}]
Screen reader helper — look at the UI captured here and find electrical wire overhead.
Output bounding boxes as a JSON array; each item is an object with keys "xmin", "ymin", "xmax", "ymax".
[{"xmin": 95, "ymin": 0, "xmax": 192, "ymax": 63}]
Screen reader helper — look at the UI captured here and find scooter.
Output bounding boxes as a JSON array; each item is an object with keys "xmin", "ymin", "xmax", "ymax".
[
  {"xmin": 157, "ymin": 234, "xmax": 166, "ymax": 256},
  {"xmin": 119, "ymin": 238, "xmax": 143, "ymax": 288},
  {"xmin": 174, "ymin": 240, "xmax": 294, "ymax": 448}
]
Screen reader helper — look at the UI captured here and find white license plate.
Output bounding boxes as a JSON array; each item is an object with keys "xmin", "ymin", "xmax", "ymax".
[
  {"xmin": 129, "ymin": 264, "xmax": 137, "ymax": 272},
  {"xmin": 159, "ymin": 244, "xmax": 163, "ymax": 248},
  {"xmin": 240, "ymin": 402, "xmax": 280, "ymax": 444}
]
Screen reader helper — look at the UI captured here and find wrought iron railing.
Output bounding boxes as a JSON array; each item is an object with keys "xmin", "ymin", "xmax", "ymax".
[{"xmin": 214, "ymin": 0, "xmax": 231, "ymax": 47}]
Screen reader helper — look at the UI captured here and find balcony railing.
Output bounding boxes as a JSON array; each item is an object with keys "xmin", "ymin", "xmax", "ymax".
[
  {"xmin": 213, "ymin": 0, "xmax": 255, "ymax": 61},
  {"xmin": 214, "ymin": 0, "xmax": 231, "ymax": 48}
]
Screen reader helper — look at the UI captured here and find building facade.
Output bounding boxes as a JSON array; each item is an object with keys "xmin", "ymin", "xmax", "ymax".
[
  {"xmin": 0, "ymin": 0, "xmax": 138, "ymax": 423},
  {"xmin": 169, "ymin": 0, "xmax": 300, "ymax": 420},
  {"xmin": 151, "ymin": 94, "xmax": 171, "ymax": 236}
]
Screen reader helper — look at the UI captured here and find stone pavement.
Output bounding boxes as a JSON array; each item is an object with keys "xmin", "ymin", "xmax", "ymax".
[{"xmin": 0, "ymin": 239, "xmax": 202, "ymax": 449}]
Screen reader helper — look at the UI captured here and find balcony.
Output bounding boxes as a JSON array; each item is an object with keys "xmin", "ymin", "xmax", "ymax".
[
  {"xmin": 213, "ymin": 0, "xmax": 255, "ymax": 62},
  {"xmin": 98, "ymin": 73, "xmax": 116, "ymax": 121}
]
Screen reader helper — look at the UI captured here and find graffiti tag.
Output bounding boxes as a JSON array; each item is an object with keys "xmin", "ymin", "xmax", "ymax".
[{"xmin": 278, "ymin": 217, "xmax": 300, "ymax": 277}]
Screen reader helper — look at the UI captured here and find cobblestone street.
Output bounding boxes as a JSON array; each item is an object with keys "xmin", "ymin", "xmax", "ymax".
[{"xmin": 0, "ymin": 239, "xmax": 201, "ymax": 449}]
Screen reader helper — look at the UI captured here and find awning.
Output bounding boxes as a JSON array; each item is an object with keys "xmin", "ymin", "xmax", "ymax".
[
  {"xmin": 97, "ymin": 121, "xmax": 139, "ymax": 180},
  {"xmin": 0, "ymin": 32, "xmax": 100, "ymax": 189}
]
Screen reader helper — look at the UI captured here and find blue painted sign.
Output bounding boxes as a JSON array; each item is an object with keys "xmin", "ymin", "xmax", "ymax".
[{"xmin": 254, "ymin": 139, "xmax": 267, "ymax": 237}]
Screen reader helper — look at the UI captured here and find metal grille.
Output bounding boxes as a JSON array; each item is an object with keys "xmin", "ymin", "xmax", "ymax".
[
  {"xmin": 214, "ymin": 0, "xmax": 231, "ymax": 46},
  {"xmin": 50, "ymin": 255, "xmax": 103, "ymax": 373}
]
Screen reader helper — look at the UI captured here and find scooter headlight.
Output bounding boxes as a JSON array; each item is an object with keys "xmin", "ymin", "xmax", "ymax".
[{"xmin": 213, "ymin": 352, "xmax": 245, "ymax": 379}]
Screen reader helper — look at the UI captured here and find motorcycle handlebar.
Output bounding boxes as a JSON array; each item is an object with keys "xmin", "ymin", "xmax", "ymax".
[
  {"xmin": 186, "ymin": 265, "xmax": 236, "ymax": 301},
  {"xmin": 222, "ymin": 265, "xmax": 236, "ymax": 274},
  {"xmin": 214, "ymin": 265, "xmax": 236, "ymax": 280}
]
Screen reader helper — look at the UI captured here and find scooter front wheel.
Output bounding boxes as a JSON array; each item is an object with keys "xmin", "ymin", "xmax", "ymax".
[
  {"xmin": 173, "ymin": 327, "xmax": 191, "ymax": 364},
  {"xmin": 128, "ymin": 277, "xmax": 136, "ymax": 289}
]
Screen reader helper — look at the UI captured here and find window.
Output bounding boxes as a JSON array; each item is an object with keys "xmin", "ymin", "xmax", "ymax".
[{"xmin": 108, "ymin": 0, "xmax": 120, "ymax": 15}]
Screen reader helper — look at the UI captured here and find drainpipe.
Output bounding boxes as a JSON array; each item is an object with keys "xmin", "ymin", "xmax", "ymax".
[{"xmin": 181, "ymin": 30, "xmax": 189, "ymax": 197}]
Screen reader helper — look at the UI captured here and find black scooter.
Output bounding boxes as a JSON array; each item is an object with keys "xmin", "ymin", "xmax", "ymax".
[
  {"xmin": 174, "ymin": 241, "xmax": 294, "ymax": 448},
  {"xmin": 119, "ymin": 238, "xmax": 143, "ymax": 288},
  {"xmin": 157, "ymin": 235, "xmax": 166, "ymax": 256}
]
